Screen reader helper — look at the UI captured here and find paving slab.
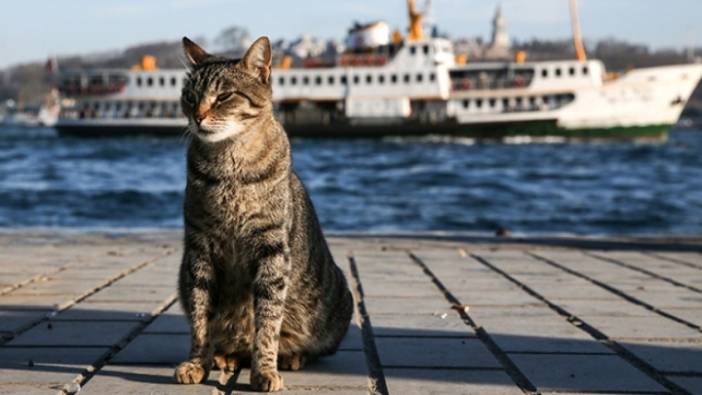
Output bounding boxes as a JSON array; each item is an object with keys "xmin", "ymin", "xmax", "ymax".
[
  {"xmin": 375, "ymin": 337, "xmax": 501, "ymax": 368},
  {"xmin": 371, "ymin": 311, "xmax": 475, "ymax": 337},
  {"xmin": 86, "ymin": 284, "xmax": 176, "ymax": 302},
  {"xmin": 483, "ymin": 321, "xmax": 612, "ymax": 353},
  {"xmin": 0, "ymin": 310, "xmax": 48, "ymax": 334},
  {"xmin": 579, "ymin": 314, "xmax": 702, "ymax": 340},
  {"xmin": 80, "ymin": 364, "xmax": 224, "ymax": 395},
  {"xmin": 361, "ymin": 280, "xmax": 443, "ymax": 298},
  {"xmin": 143, "ymin": 302, "xmax": 189, "ymax": 333},
  {"xmin": 510, "ymin": 354, "xmax": 666, "ymax": 393},
  {"xmin": 0, "ymin": 347, "xmax": 107, "ymax": 393},
  {"xmin": 384, "ymin": 369, "xmax": 523, "ymax": 395},
  {"xmin": 618, "ymin": 340, "xmax": 702, "ymax": 373},
  {"xmin": 55, "ymin": 300, "xmax": 165, "ymax": 321},
  {"xmin": 363, "ymin": 296, "xmax": 449, "ymax": 315},
  {"xmin": 663, "ymin": 307, "xmax": 702, "ymax": 327},
  {"xmin": 2, "ymin": 231, "xmax": 702, "ymax": 394},
  {"xmin": 112, "ymin": 334, "xmax": 189, "ymax": 364},
  {"xmin": 668, "ymin": 376, "xmax": 702, "ymax": 395},
  {"xmin": 338, "ymin": 323, "xmax": 364, "ymax": 351},
  {"xmin": 8, "ymin": 320, "xmax": 140, "ymax": 347}
]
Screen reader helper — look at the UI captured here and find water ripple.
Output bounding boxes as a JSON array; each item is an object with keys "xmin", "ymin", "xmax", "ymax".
[{"xmin": 0, "ymin": 127, "xmax": 701, "ymax": 235}]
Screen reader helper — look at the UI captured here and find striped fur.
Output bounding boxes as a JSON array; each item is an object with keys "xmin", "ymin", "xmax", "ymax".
[{"xmin": 174, "ymin": 37, "xmax": 353, "ymax": 392}]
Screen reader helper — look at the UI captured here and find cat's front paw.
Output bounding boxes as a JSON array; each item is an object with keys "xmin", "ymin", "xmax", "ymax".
[
  {"xmin": 251, "ymin": 369, "xmax": 284, "ymax": 392},
  {"xmin": 174, "ymin": 360, "xmax": 208, "ymax": 384}
]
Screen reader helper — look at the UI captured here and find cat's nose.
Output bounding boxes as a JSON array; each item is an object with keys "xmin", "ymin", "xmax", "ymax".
[{"xmin": 195, "ymin": 105, "xmax": 210, "ymax": 125}]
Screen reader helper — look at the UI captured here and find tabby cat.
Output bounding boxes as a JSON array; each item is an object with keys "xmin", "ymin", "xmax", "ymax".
[{"xmin": 175, "ymin": 36, "xmax": 353, "ymax": 392}]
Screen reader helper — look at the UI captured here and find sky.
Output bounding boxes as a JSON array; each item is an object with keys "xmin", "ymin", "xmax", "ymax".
[{"xmin": 1, "ymin": 0, "xmax": 701, "ymax": 68}]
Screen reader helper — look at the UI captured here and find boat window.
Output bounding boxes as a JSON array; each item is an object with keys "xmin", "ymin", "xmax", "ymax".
[
  {"xmin": 159, "ymin": 77, "xmax": 165, "ymax": 86},
  {"xmin": 391, "ymin": 74, "xmax": 398, "ymax": 84},
  {"xmin": 488, "ymin": 98, "xmax": 496, "ymax": 108},
  {"xmin": 462, "ymin": 99, "xmax": 469, "ymax": 108},
  {"xmin": 94, "ymin": 102, "xmax": 101, "ymax": 110},
  {"xmin": 541, "ymin": 69, "xmax": 548, "ymax": 78},
  {"xmin": 366, "ymin": 74, "xmax": 373, "ymax": 84},
  {"xmin": 429, "ymin": 73, "xmax": 436, "ymax": 82},
  {"xmin": 147, "ymin": 77, "xmax": 153, "ymax": 87},
  {"xmin": 582, "ymin": 66, "xmax": 589, "ymax": 75},
  {"xmin": 170, "ymin": 77, "xmax": 177, "ymax": 86},
  {"xmin": 542, "ymin": 95, "xmax": 550, "ymax": 104},
  {"xmin": 341, "ymin": 75, "xmax": 348, "ymax": 85},
  {"xmin": 569, "ymin": 67, "xmax": 576, "ymax": 76},
  {"xmin": 555, "ymin": 68, "xmax": 562, "ymax": 77},
  {"xmin": 136, "ymin": 77, "xmax": 143, "ymax": 87},
  {"xmin": 423, "ymin": 45, "xmax": 430, "ymax": 55},
  {"xmin": 278, "ymin": 76, "xmax": 285, "ymax": 86},
  {"xmin": 353, "ymin": 75, "xmax": 360, "ymax": 84},
  {"xmin": 416, "ymin": 73, "xmax": 423, "ymax": 83},
  {"xmin": 529, "ymin": 96, "xmax": 536, "ymax": 106},
  {"xmin": 115, "ymin": 102, "xmax": 122, "ymax": 111},
  {"xmin": 328, "ymin": 75, "xmax": 335, "ymax": 85},
  {"xmin": 516, "ymin": 97, "xmax": 523, "ymax": 105},
  {"xmin": 476, "ymin": 98, "xmax": 483, "ymax": 108},
  {"xmin": 378, "ymin": 75, "xmax": 385, "ymax": 84},
  {"xmin": 502, "ymin": 98, "xmax": 509, "ymax": 108},
  {"xmin": 90, "ymin": 75, "xmax": 105, "ymax": 86},
  {"xmin": 315, "ymin": 76, "xmax": 322, "ymax": 85},
  {"xmin": 302, "ymin": 76, "xmax": 310, "ymax": 85},
  {"xmin": 291, "ymin": 76, "xmax": 297, "ymax": 85},
  {"xmin": 410, "ymin": 46, "xmax": 417, "ymax": 55}
]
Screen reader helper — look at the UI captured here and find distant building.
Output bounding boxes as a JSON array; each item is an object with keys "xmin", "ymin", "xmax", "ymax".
[
  {"xmin": 483, "ymin": 6, "xmax": 511, "ymax": 60},
  {"xmin": 287, "ymin": 35, "xmax": 331, "ymax": 60},
  {"xmin": 453, "ymin": 38, "xmax": 485, "ymax": 61}
]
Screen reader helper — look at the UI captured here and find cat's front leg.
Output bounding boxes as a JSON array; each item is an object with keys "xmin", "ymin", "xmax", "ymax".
[
  {"xmin": 175, "ymin": 246, "xmax": 215, "ymax": 384},
  {"xmin": 250, "ymin": 239, "xmax": 289, "ymax": 392}
]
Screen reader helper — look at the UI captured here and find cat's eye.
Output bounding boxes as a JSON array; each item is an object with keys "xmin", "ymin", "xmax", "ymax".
[
  {"xmin": 182, "ymin": 91, "xmax": 197, "ymax": 107},
  {"xmin": 217, "ymin": 92, "xmax": 234, "ymax": 102}
]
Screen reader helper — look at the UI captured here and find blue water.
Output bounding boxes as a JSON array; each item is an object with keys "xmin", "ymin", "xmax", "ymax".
[{"xmin": 0, "ymin": 127, "xmax": 701, "ymax": 235}]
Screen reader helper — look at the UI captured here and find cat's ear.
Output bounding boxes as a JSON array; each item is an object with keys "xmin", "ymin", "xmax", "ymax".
[
  {"xmin": 182, "ymin": 37, "xmax": 211, "ymax": 68},
  {"xmin": 242, "ymin": 36, "xmax": 272, "ymax": 84}
]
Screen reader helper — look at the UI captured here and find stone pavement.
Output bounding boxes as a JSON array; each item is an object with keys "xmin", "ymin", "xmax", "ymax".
[{"xmin": 0, "ymin": 231, "xmax": 701, "ymax": 394}]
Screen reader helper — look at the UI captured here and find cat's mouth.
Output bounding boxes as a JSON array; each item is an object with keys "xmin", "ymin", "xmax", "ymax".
[
  {"xmin": 189, "ymin": 122, "xmax": 215, "ymax": 136},
  {"xmin": 189, "ymin": 122, "xmax": 245, "ymax": 143}
]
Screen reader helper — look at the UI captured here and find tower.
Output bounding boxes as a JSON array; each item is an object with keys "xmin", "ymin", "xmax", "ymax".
[
  {"xmin": 485, "ymin": 5, "xmax": 510, "ymax": 59},
  {"xmin": 491, "ymin": 6, "xmax": 509, "ymax": 50}
]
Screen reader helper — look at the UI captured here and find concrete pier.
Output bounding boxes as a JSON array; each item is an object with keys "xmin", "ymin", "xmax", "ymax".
[{"xmin": 0, "ymin": 231, "xmax": 700, "ymax": 394}]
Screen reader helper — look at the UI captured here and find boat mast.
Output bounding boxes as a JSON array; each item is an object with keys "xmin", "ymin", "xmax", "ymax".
[
  {"xmin": 407, "ymin": 0, "xmax": 425, "ymax": 41},
  {"xmin": 569, "ymin": 0, "xmax": 587, "ymax": 62}
]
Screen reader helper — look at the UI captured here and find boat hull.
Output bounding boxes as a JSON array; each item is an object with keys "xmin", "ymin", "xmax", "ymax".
[{"xmin": 55, "ymin": 119, "xmax": 671, "ymax": 140}]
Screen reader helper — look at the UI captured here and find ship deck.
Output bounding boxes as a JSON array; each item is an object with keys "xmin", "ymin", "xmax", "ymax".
[{"xmin": 0, "ymin": 231, "xmax": 701, "ymax": 394}]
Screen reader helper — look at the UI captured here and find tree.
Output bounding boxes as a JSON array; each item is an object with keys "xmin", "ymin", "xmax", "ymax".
[{"xmin": 214, "ymin": 26, "xmax": 252, "ymax": 57}]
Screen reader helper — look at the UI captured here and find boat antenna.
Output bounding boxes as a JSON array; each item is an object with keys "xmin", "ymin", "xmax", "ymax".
[{"xmin": 569, "ymin": 0, "xmax": 587, "ymax": 62}]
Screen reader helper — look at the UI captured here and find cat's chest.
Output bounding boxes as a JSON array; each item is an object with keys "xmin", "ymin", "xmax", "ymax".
[{"xmin": 191, "ymin": 179, "xmax": 280, "ymax": 232}]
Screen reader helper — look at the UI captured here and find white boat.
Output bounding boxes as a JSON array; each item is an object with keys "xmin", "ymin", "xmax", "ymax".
[{"xmin": 54, "ymin": 0, "xmax": 702, "ymax": 139}]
